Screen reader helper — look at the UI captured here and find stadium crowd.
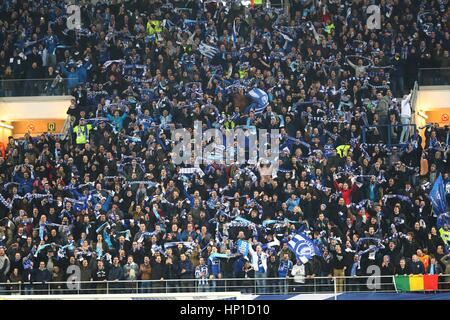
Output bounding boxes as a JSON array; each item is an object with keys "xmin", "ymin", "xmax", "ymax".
[{"xmin": 0, "ymin": 0, "xmax": 450, "ymax": 295}]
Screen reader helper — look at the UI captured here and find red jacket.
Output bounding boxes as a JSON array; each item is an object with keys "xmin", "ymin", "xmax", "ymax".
[
  {"xmin": 334, "ymin": 180, "xmax": 358, "ymax": 206},
  {"xmin": 0, "ymin": 142, "xmax": 5, "ymax": 158}
]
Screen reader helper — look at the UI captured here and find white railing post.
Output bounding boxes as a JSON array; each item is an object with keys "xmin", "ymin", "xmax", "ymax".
[
  {"xmin": 333, "ymin": 277, "xmax": 338, "ymax": 300},
  {"xmin": 313, "ymin": 277, "xmax": 316, "ymax": 294}
]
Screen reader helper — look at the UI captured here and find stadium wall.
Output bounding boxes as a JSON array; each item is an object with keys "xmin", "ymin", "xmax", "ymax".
[
  {"xmin": 415, "ymin": 86, "xmax": 450, "ymax": 126},
  {"xmin": 0, "ymin": 96, "xmax": 72, "ymax": 143},
  {"xmin": 0, "ymin": 121, "xmax": 13, "ymax": 143},
  {"xmin": 416, "ymin": 86, "xmax": 450, "ymax": 111},
  {"xmin": 11, "ymin": 119, "xmax": 66, "ymax": 138},
  {"xmin": 415, "ymin": 86, "xmax": 450, "ymax": 144}
]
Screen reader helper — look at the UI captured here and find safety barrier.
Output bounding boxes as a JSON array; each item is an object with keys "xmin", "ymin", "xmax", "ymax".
[
  {"xmin": 361, "ymin": 123, "xmax": 418, "ymax": 146},
  {"xmin": 418, "ymin": 68, "xmax": 450, "ymax": 87},
  {"xmin": 0, "ymin": 275, "xmax": 448, "ymax": 298},
  {"xmin": 0, "ymin": 78, "xmax": 70, "ymax": 97}
]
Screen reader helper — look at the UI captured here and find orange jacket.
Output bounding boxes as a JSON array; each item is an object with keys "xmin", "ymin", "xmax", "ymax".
[{"xmin": 419, "ymin": 255, "xmax": 430, "ymax": 272}]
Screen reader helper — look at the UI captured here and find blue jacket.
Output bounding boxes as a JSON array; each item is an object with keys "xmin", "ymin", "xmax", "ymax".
[
  {"xmin": 108, "ymin": 112, "xmax": 128, "ymax": 132},
  {"xmin": 178, "ymin": 259, "xmax": 193, "ymax": 278},
  {"xmin": 278, "ymin": 259, "xmax": 293, "ymax": 277},
  {"xmin": 233, "ymin": 257, "xmax": 246, "ymax": 277},
  {"xmin": 32, "ymin": 268, "xmax": 51, "ymax": 283},
  {"xmin": 410, "ymin": 260, "xmax": 425, "ymax": 275},
  {"xmin": 44, "ymin": 35, "xmax": 58, "ymax": 55},
  {"xmin": 59, "ymin": 61, "xmax": 91, "ymax": 89},
  {"xmin": 208, "ymin": 258, "xmax": 221, "ymax": 277},
  {"xmin": 13, "ymin": 173, "xmax": 33, "ymax": 194}
]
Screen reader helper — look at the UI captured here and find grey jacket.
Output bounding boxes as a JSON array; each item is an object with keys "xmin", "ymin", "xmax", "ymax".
[
  {"xmin": 123, "ymin": 262, "xmax": 140, "ymax": 280},
  {"xmin": 377, "ymin": 96, "xmax": 391, "ymax": 118},
  {"xmin": 0, "ymin": 255, "xmax": 10, "ymax": 281}
]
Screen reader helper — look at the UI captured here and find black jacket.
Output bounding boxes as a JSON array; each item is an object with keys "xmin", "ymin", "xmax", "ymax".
[
  {"xmin": 151, "ymin": 262, "xmax": 165, "ymax": 280},
  {"xmin": 395, "ymin": 265, "xmax": 411, "ymax": 275},
  {"xmin": 107, "ymin": 264, "xmax": 124, "ymax": 281},
  {"xmin": 32, "ymin": 268, "xmax": 51, "ymax": 283},
  {"xmin": 164, "ymin": 262, "xmax": 179, "ymax": 279},
  {"xmin": 410, "ymin": 260, "xmax": 425, "ymax": 275},
  {"xmin": 93, "ymin": 268, "xmax": 108, "ymax": 282},
  {"xmin": 332, "ymin": 253, "xmax": 346, "ymax": 270}
]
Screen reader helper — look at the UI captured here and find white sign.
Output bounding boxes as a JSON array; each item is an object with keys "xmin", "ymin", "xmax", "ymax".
[
  {"xmin": 66, "ymin": 5, "xmax": 82, "ymax": 30},
  {"xmin": 366, "ymin": 5, "xmax": 381, "ymax": 30}
]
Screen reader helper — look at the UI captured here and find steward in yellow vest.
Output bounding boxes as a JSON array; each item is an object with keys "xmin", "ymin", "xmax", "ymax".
[
  {"xmin": 336, "ymin": 144, "xmax": 351, "ymax": 158},
  {"xmin": 73, "ymin": 119, "xmax": 92, "ymax": 145},
  {"xmin": 146, "ymin": 20, "xmax": 162, "ymax": 36}
]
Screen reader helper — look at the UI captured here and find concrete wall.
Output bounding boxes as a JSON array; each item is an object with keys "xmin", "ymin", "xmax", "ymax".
[
  {"xmin": 414, "ymin": 86, "xmax": 450, "ymax": 145},
  {"xmin": 0, "ymin": 121, "xmax": 13, "ymax": 144},
  {"xmin": 0, "ymin": 96, "xmax": 72, "ymax": 121},
  {"xmin": 415, "ymin": 86, "xmax": 450, "ymax": 112},
  {"xmin": 0, "ymin": 96, "xmax": 72, "ymax": 143}
]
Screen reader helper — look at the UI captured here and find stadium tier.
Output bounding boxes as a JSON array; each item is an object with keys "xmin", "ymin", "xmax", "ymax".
[{"xmin": 0, "ymin": 0, "xmax": 449, "ymax": 300}]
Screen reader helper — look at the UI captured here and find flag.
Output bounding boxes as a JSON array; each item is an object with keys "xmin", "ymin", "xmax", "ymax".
[
  {"xmin": 409, "ymin": 275, "xmax": 424, "ymax": 291},
  {"xmin": 199, "ymin": 42, "xmax": 219, "ymax": 59},
  {"xmin": 424, "ymin": 274, "xmax": 439, "ymax": 291},
  {"xmin": 394, "ymin": 275, "xmax": 438, "ymax": 292},
  {"xmin": 236, "ymin": 239, "xmax": 250, "ymax": 257},
  {"xmin": 288, "ymin": 233, "xmax": 321, "ymax": 264},
  {"xmin": 208, "ymin": 252, "xmax": 239, "ymax": 262},
  {"xmin": 430, "ymin": 174, "xmax": 447, "ymax": 215},
  {"xmin": 246, "ymin": 88, "xmax": 269, "ymax": 115},
  {"xmin": 394, "ymin": 275, "xmax": 410, "ymax": 292}
]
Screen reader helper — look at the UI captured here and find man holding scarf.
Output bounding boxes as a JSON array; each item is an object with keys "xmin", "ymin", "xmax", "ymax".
[{"xmin": 249, "ymin": 244, "xmax": 268, "ymax": 294}]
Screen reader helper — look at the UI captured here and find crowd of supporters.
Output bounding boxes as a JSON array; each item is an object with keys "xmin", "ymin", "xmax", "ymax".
[{"xmin": 0, "ymin": 0, "xmax": 450, "ymax": 295}]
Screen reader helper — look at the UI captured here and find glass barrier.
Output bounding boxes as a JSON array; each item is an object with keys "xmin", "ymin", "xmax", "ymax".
[
  {"xmin": 0, "ymin": 77, "xmax": 70, "ymax": 97},
  {"xmin": 418, "ymin": 68, "xmax": 450, "ymax": 86},
  {"xmin": 0, "ymin": 275, "xmax": 447, "ymax": 296},
  {"xmin": 362, "ymin": 124, "xmax": 418, "ymax": 146}
]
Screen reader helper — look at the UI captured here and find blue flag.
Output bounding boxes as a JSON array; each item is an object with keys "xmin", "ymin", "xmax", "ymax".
[
  {"xmin": 246, "ymin": 88, "xmax": 269, "ymax": 115},
  {"xmin": 288, "ymin": 233, "xmax": 321, "ymax": 264},
  {"xmin": 430, "ymin": 174, "xmax": 447, "ymax": 216},
  {"xmin": 236, "ymin": 239, "xmax": 250, "ymax": 257}
]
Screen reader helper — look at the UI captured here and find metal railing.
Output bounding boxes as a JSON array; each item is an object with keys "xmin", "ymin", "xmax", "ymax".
[
  {"xmin": 0, "ymin": 78, "xmax": 70, "ymax": 97},
  {"xmin": 0, "ymin": 275, "xmax": 448, "ymax": 297},
  {"xmin": 362, "ymin": 124, "xmax": 418, "ymax": 146},
  {"xmin": 411, "ymin": 80, "xmax": 418, "ymax": 113},
  {"xmin": 410, "ymin": 81, "xmax": 418, "ymax": 126},
  {"xmin": 418, "ymin": 68, "xmax": 450, "ymax": 87}
]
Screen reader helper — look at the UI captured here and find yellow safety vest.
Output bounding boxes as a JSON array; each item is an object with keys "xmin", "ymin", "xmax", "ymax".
[
  {"xmin": 146, "ymin": 20, "xmax": 162, "ymax": 35},
  {"xmin": 239, "ymin": 69, "xmax": 248, "ymax": 79},
  {"xmin": 224, "ymin": 120, "xmax": 236, "ymax": 130},
  {"xmin": 253, "ymin": 0, "xmax": 262, "ymax": 5},
  {"xmin": 336, "ymin": 145, "xmax": 350, "ymax": 158},
  {"xmin": 440, "ymin": 228, "xmax": 450, "ymax": 244},
  {"xmin": 73, "ymin": 124, "xmax": 92, "ymax": 145},
  {"xmin": 325, "ymin": 23, "xmax": 335, "ymax": 34}
]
